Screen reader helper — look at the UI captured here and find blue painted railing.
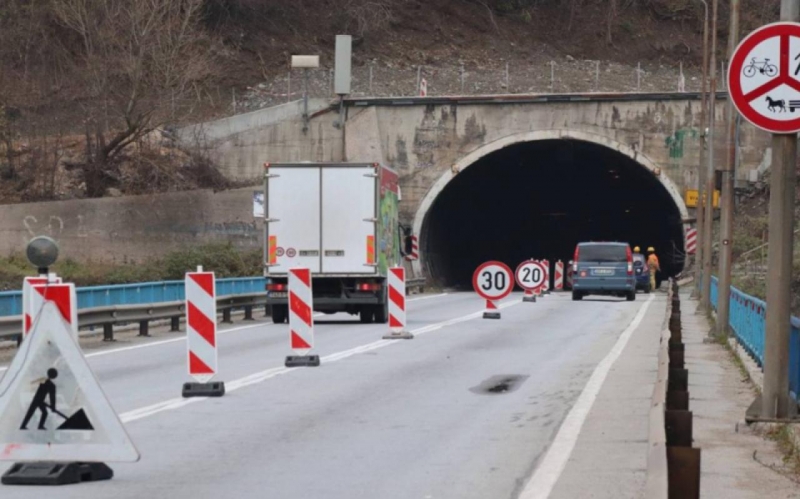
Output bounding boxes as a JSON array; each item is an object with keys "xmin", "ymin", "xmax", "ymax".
[
  {"xmin": 710, "ymin": 276, "xmax": 800, "ymax": 401},
  {"xmin": 0, "ymin": 277, "xmax": 267, "ymax": 317}
]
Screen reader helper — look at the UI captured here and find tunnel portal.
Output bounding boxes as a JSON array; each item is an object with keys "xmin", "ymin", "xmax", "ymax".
[{"xmin": 420, "ymin": 139, "xmax": 686, "ymax": 289}]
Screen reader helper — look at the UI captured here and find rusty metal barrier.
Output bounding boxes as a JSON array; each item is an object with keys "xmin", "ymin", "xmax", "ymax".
[{"xmin": 646, "ymin": 279, "xmax": 701, "ymax": 498}]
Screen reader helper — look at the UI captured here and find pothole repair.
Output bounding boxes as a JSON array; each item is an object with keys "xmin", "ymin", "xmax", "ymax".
[{"xmin": 470, "ymin": 375, "xmax": 530, "ymax": 395}]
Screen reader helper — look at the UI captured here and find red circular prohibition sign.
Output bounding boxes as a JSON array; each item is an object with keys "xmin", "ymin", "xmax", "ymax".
[{"xmin": 729, "ymin": 22, "xmax": 800, "ymax": 133}]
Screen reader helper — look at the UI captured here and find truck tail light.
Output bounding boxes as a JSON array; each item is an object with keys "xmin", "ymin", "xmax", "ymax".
[
  {"xmin": 358, "ymin": 282, "xmax": 382, "ymax": 291},
  {"xmin": 626, "ymin": 246, "xmax": 633, "ymax": 276},
  {"xmin": 267, "ymin": 283, "xmax": 286, "ymax": 291}
]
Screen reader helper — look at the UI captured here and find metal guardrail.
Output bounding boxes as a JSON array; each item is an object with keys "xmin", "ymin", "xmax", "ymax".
[
  {"xmin": 0, "ymin": 275, "xmax": 429, "ymax": 344},
  {"xmin": 710, "ymin": 276, "xmax": 800, "ymax": 401},
  {"xmin": 0, "ymin": 277, "xmax": 267, "ymax": 317},
  {"xmin": 0, "ymin": 293, "xmax": 268, "ymax": 344}
]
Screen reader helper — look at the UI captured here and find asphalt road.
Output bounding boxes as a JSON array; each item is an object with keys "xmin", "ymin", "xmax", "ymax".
[{"xmin": 0, "ymin": 291, "xmax": 656, "ymax": 499}]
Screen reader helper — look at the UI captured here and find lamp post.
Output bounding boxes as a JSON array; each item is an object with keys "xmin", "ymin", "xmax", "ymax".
[{"xmin": 694, "ymin": 0, "xmax": 709, "ymax": 301}]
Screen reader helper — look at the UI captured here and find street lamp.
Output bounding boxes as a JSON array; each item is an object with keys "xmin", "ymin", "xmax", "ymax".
[{"xmin": 291, "ymin": 55, "xmax": 320, "ymax": 133}]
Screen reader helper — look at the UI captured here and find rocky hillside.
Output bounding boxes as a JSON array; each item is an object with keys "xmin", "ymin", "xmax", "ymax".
[{"xmin": 0, "ymin": 0, "xmax": 782, "ymax": 203}]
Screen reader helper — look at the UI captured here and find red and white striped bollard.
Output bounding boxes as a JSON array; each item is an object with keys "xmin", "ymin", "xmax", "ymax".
[
  {"xmin": 183, "ymin": 266, "xmax": 225, "ymax": 397},
  {"xmin": 285, "ymin": 267, "xmax": 320, "ymax": 367},
  {"xmin": 383, "ymin": 267, "xmax": 414, "ymax": 339}
]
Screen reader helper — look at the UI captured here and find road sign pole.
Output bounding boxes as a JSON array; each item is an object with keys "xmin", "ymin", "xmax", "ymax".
[
  {"xmin": 762, "ymin": 0, "xmax": 800, "ymax": 420},
  {"xmin": 701, "ymin": 0, "xmax": 719, "ymax": 315},
  {"xmin": 693, "ymin": 0, "xmax": 710, "ymax": 302},
  {"xmin": 716, "ymin": 0, "xmax": 741, "ymax": 336}
]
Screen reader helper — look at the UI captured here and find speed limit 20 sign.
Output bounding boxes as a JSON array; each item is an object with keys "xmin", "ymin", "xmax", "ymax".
[
  {"xmin": 473, "ymin": 261, "xmax": 513, "ymax": 300},
  {"xmin": 515, "ymin": 260, "xmax": 546, "ymax": 292}
]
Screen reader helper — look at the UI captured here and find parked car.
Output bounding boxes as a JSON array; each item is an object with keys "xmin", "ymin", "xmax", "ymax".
[
  {"xmin": 633, "ymin": 253, "xmax": 651, "ymax": 293},
  {"xmin": 571, "ymin": 242, "xmax": 636, "ymax": 301}
]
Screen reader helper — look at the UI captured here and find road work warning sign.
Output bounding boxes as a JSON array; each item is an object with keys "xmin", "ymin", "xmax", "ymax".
[{"xmin": 0, "ymin": 302, "xmax": 139, "ymax": 462}]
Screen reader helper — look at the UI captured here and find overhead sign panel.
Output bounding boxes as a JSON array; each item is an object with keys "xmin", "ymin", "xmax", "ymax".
[{"xmin": 0, "ymin": 302, "xmax": 139, "ymax": 462}]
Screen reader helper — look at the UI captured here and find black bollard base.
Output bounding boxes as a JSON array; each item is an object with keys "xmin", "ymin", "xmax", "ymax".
[
  {"xmin": 182, "ymin": 381, "xmax": 226, "ymax": 398},
  {"xmin": 2, "ymin": 462, "xmax": 113, "ymax": 486},
  {"xmin": 285, "ymin": 355, "xmax": 321, "ymax": 367}
]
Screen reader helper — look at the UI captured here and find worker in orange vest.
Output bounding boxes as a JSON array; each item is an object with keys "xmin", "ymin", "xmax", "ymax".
[{"xmin": 646, "ymin": 247, "xmax": 660, "ymax": 290}]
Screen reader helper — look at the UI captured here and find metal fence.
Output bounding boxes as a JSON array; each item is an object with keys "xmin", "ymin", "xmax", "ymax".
[
  {"xmin": 710, "ymin": 276, "xmax": 800, "ymax": 400},
  {"xmin": 0, "ymin": 277, "xmax": 268, "ymax": 317}
]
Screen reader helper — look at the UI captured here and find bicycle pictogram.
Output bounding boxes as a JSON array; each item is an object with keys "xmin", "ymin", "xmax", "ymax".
[
  {"xmin": 729, "ymin": 22, "xmax": 800, "ymax": 133},
  {"xmin": 742, "ymin": 57, "xmax": 778, "ymax": 77}
]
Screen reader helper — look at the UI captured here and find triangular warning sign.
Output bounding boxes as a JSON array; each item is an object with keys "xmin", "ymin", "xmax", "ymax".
[{"xmin": 0, "ymin": 302, "xmax": 140, "ymax": 462}]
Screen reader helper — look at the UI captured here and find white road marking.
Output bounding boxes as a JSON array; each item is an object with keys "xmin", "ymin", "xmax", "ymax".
[
  {"xmin": 120, "ymin": 299, "xmax": 520, "ymax": 423},
  {"xmin": 518, "ymin": 294, "xmax": 655, "ymax": 499},
  {"xmin": 0, "ymin": 293, "xmax": 451, "ymax": 372}
]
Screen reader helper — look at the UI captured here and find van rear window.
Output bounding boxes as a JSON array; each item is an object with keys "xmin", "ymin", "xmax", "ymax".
[{"xmin": 578, "ymin": 245, "xmax": 627, "ymax": 262}]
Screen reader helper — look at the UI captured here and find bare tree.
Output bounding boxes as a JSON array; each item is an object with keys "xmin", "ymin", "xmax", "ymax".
[{"xmin": 52, "ymin": 0, "xmax": 217, "ymax": 197}]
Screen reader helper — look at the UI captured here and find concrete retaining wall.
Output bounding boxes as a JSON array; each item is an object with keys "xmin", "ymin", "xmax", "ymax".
[{"xmin": 0, "ymin": 188, "xmax": 260, "ymax": 263}]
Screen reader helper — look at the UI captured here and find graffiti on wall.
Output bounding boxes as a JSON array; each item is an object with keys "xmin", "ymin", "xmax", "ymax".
[{"xmin": 664, "ymin": 128, "xmax": 698, "ymax": 159}]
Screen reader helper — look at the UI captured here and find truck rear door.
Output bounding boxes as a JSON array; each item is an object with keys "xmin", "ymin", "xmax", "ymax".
[
  {"xmin": 321, "ymin": 165, "xmax": 376, "ymax": 274},
  {"xmin": 267, "ymin": 165, "xmax": 321, "ymax": 273}
]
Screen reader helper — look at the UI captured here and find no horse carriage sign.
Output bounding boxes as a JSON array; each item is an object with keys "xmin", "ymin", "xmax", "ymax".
[{"xmin": 729, "ymin": 22, "xmax": 800, "ymax": 133}]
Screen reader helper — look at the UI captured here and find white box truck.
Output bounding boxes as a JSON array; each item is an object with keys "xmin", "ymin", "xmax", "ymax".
[{"xmin": 262, "ymin": 162, "xmax": 409, "ymax": 324}]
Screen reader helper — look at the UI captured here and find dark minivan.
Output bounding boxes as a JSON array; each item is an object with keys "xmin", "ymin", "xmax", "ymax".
[{"xmin": 571, "ymin": 242, "xmax": 635, "ymax": 301}]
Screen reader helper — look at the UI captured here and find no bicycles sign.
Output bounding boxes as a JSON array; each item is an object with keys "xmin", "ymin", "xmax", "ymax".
[{"xmin": 729, "ymin": 22, "xmax": 800, "ymax": 133}]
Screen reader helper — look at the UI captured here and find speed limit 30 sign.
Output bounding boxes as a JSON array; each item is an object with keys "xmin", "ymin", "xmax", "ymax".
[
  {"xmin": 729, "ymin": 22, "xmax": 800, "ymax": 133},
  {"xmin": 473, "ymin": 261, "xmax": 513, "ymax": 319},
  {"xmin": 515, "ymin": 260, "xmax": 546, "ymax": 302}
]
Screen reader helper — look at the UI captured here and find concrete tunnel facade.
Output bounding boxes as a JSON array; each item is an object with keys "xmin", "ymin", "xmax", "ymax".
[{"xmin": 411, "ymin": 130, "xmax": 689, "ymax": 289}]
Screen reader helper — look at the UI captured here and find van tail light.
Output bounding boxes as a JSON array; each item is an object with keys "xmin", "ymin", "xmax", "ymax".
[
  {"xmin": 626, "ymin": 246, "xmax": 633, "ymax": 276},
  {"xmin": 358, "ymin": 282, "xmax": 382, "ymax": 291},
  {"xmin": 267, "ymin": 283, "xmax": 286, "ymax": 291},
  {"xmin": 573, "ymin": 246, "xmax": 579, "ymax": 272}
]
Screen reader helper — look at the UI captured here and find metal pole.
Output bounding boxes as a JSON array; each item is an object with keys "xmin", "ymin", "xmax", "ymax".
[
  {"xmin": 694, "ymin": 0, "xmax": 709, "ymax": 302},
  {"xmin": 369, "ymin": 65, "xmax": 373, "ymax": 95},
  {"xmin": 287, "ymin": 71, "xmax": 291, "ymax": 103},
  {"xmin": 763, "ymin": 0, "xmax": 800, "ymax": 419},
  {"xmin": 550, "ymin": 61, "xmax": 555, "ymax": 92},
  {"xmin": 302, "ymin": 68, "xmax": 309, "ymax": 133},
  {"xmin": 416, "ymin": 66, "xmax": 421, "ymax": 94},
  {"xmin": 637, "ymin": 62, "xmax": 641, "ymax": 91},
  {"xmin": 505, "ymin": 62, "xmax": 510, "ymax": 92},
  {"xmin": 716, "ymin": 0, "xmax": 740, "ymax": 336},
  {"xmin": 596, "ymin": 61, "xmax": 600, "ymax": 91},
  {"xmin": 460, "ymin": 64, "xmax": 465, "ymax": 93},
  {"xmin": 701, "ymin": 0, "xmax": 718, "ymax": 315}
]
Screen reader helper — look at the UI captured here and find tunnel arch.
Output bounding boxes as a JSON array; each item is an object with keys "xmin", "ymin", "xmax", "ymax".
[{"xmin": 411, "ymin": 129, "xmax": 689, "ymax": 287}]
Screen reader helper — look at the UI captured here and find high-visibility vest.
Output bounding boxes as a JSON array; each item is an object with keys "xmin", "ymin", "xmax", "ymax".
[{"xmin": 647, "ymin": 254, "xmax": 660, "ymax": 269}]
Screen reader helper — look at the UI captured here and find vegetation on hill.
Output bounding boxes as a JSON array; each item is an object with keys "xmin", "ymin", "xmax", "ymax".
[{"xmin": 0, "ymin": 0, "xmax": 780, "ymax": 203}]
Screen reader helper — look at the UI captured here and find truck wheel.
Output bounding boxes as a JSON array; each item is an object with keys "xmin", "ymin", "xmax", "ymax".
[
  {"xmin": 572, "ymin": 291, "xmax": 583, "ymax": 301},
  {"xmin": 374, "ymin": 300, "xmax": 389, "ymax": 324},
  {"xmin": 645, "ymin": 283, "xmax": 651, "ymax": 294},
  {"xmin": 626, "ymin": 291, "xmax": 636, "ymax": 301},
  {"xmin": 271, "ymin": 305, "xmax": 288, "ymax": 324},
  {"xmin": 360, "ymin": 308, "xmax": 375, "ymax": 323}
]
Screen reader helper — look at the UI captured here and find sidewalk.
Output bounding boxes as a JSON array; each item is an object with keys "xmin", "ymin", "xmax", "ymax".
[{"xmin": 682, "ymin": 294, "xmax": 800, "ymax": 498}]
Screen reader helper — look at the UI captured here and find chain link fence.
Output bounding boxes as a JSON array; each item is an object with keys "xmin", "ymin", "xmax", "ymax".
[{"xmin": 236, "ymin": 59, "xmax": 725, "ymax": 113}]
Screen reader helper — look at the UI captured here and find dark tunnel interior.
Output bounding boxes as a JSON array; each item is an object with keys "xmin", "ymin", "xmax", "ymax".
[{"xmin": 422, "ymin": 139, "xmax": 686, "ymax": 289}]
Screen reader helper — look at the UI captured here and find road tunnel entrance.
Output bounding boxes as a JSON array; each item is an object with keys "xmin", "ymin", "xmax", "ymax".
[{"xmin": 417, "ymin": 135, "xmax": 686, "ymax": 289}]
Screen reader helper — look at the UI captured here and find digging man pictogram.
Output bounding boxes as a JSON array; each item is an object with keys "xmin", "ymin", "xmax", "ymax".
[{"xmin": 20, "ymin": 368, "xmax": 58, "ymax": 430}]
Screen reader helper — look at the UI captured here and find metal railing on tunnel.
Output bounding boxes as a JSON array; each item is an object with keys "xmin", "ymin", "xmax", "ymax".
[{"xmin": 708, "ymin": 276, "xmax": 800, "ymax": 402}]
